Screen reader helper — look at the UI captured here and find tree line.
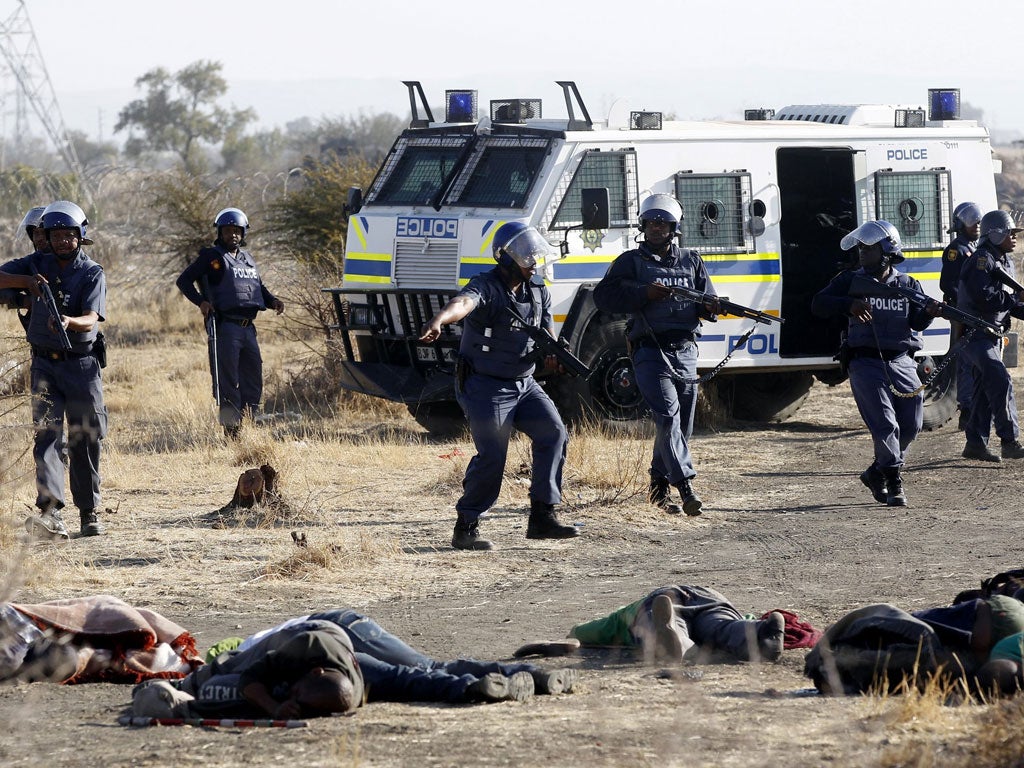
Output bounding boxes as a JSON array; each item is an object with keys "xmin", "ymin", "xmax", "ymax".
[{"xmin": 0, "ymin": 60, "xmax": 406, "ymax": 279}]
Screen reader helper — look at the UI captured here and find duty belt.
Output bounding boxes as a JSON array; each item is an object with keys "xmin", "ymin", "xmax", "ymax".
[
  {"xmin": 848, "ymin": 347, "xmax": 907, "ymax": 361},
  {"xmin": 219, "ymin": 316, "xmax": 253, "ymax": 327},
  {"xmin": 31, "ymin": 345, "xmax": 92, "ymax": 361},
  {"xmin": 635, "ymin": 331, "xmax": 696, "ymax": 351}
]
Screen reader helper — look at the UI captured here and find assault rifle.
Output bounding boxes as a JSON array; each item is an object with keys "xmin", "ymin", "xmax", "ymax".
[
  {"xmin": 993, "ymin": 264, "xmax": 1024, "ymax": 295},
  {"xmin": 505, "ymin": 307, "xmax": 593, "ymax": 379},
  {"xmin": 661, "ymin": 285, "xmax": 784, "ymax": 325},
  {"xmin": 33, "ymin": 272, "xmax": 72, "ymax": 351},
  {"xmin": 848, "ymin": 274, "xmax": 1002, "ymax": 336}
]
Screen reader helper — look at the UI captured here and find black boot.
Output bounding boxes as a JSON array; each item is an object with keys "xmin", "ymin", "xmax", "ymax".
[
  {"xmin": 526, "ymin": 500, "xmax": 579, "ymax": 540},
  {"xmin": 675, "ymin": 479, "xmax": 703, "ymax": 517},
  {"xmin": 859, "ymin": 463, "xmax": 888, "ymax": 504},
  {"xmin": 79, "ymin": 509, "xmax": 105, "ymax": 537},
  {"xmin": 649, "ymin": 476, "xmax": 683, "ymax": 515},
  {"xmin": 882, "ymin": 467, "xmax": 907, "ymax": 507},
  {"xmin": 452, "ymin": 517, "xmax": 493, "ymax": 551}
]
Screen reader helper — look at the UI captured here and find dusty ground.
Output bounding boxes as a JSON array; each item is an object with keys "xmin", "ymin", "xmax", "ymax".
[{"xmin": 0, "ymin": 360, "xmax": 1019, "ymax": 767}]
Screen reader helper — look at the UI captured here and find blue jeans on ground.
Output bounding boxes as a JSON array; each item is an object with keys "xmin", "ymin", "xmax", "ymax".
[{"xmin": 310, "ymin": 609, "xmax": 539, "ymax": 703}]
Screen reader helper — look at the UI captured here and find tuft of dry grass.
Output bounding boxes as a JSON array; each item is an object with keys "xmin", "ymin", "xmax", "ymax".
[{"xmin": 263, "ymin": 530, "xmax": 402, "ymax": 580}]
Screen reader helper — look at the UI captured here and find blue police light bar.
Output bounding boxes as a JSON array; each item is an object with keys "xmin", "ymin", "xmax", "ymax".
[
  {"xmin": 928, "ymin": 88, "xmax": 960, "ymax": 121},
  {"xmin": 445, "ymin": 90, "xmax": 477, "ymax": 123}
]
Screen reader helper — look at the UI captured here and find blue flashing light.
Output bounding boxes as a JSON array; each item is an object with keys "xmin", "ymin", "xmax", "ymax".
[
  {"xmin": 445, "ymin": 90, "xmax": 477, "ymax": 123},
  {"xmin": 928, "ymin": 88, "xmax": 960, "ymax": 121}
]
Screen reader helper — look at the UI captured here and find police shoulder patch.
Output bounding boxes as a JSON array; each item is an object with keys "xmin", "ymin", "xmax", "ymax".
[
  {"xmin": 211, "ymin": 258, "xmax": 222, "ymax": 271},
  {"xmin": 976, "ymin": 254, "xmax": 991, "ymax": 270},
  {"xmin": 945, "ymin": 247, "xmax": 958, "ymax": 262}
]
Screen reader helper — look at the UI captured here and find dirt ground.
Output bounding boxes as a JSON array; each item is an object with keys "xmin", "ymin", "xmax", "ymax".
[{"xmin": 0, "ymin": 370, "xmax": 1019, "ymax": 768}]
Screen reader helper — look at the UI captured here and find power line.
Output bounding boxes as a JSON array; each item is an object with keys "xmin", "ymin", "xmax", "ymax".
[{"xmin": 0, "ymin": 0, "xmax": 93, "ymax": 205}]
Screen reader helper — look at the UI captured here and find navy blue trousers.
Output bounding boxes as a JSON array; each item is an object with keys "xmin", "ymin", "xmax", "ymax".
[
  {"xmin": 455, "ymin": 373, "xmax": 567, "ymax": 523},
  {"xmin": 31, "ymin": 354, "xmax": 106, "ymax": 512}
]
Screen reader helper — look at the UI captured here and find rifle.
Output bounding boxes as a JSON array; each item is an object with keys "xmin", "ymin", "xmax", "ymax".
[
  {"xmin": 848, "ymin": 273, "xmax": 1002, "ymax": 336},
  {"xmin": 32, "ymin": 270, "xmax": 72, "ymax": 351},
  {"xmin": 993, "ymin": 264, "xmax": 1024, "ymax": 294},
  {"xmin": 200, "ymin": 275, "xmax": 221, "ymax": 404},
  {"xmin": 504, "ymin": 306, "xmax": 593, "ymax": 379},
  {"xmin": 662, "ymin": 284, "xmax": 784, "ymax": 325}
]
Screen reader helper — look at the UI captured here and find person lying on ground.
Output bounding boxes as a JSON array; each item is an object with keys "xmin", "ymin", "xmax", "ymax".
[
  {"xmin": 133, "ymin": 620, "xmax": 363, "ymax": 720},
  {"xmin": 0, "ymin": 595, "xmax": 202, "ymax": 685},
  {"xmin": 134, "ymin": 608, "xmax": 577, "ymax": 719},
  {"xmin": 804, "ymin": 596, "xmax": 1024, "ymax": 696},
  {"xmin": 559, "ymin": 585, "xmax": 789, "ymax": 665}
]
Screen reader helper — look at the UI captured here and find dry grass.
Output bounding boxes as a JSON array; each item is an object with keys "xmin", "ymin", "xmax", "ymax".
[{"xmin": 5, "ymin": 271, "xmax": 1024, "ymax": 767}]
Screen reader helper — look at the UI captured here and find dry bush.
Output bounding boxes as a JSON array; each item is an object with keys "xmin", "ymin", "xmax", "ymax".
[
  {"xmin": 957, "ymin": 697, "xmax": 1024, "ymax": 767},
  {"xmin": 563, "ymin": 419, "xmax": 649, "ymax": 506}
]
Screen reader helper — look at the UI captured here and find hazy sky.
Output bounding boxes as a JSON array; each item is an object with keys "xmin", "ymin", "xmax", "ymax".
[{"xmin": 10, "ymin": 0, "xmax": 1024, "ymax": 141}]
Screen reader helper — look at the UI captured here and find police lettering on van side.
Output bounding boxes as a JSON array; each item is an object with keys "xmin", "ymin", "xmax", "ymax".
[
  {"xmin": 396, "ymin": 217, "xmax": 460, "ymax": 238},
  {"xmin": 885, "ymin": 148, "xmax": 928, "ymax": 161}
]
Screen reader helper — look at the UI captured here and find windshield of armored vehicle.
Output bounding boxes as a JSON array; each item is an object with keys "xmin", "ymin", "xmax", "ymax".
[
  {"xmin": 446, "ymin": 137, "xmax": 551, "ymax": 208},
  {"xmin": 368, "ymin": 135, "xmax": 470, "ymax": 205}
]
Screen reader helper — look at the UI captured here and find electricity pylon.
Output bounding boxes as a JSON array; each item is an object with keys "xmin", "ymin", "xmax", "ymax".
[{"xmin": 0, "ymin": 0, "xmax": 93, "ymax": 205}]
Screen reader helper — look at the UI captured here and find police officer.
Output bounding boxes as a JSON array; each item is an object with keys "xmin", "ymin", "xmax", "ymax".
[
  {"xmin": 176, "ymin": 208, "xmax": 284, "ymax": 437},
  {"xmin": 940, "ymin": 202, "xmax": 982, "ymax": 429},
  {"xmin": 0, "ymin": 201, "xmax": 108, "ymax": 538},
  {"xmin": 594, "ymin": 194, "xmax": 719, "ymax": 517},
  {"xmin": 0, "ymin": 206, "xmax": 50, "ymax": 327},
  {"xmin": 957, "ymin": 210, "xmax": 1024, "ymax": 462},
  {"xmin": 19, "ymin": 205, "xmax": 51, "ymax": 255},
  {"xmin": 811, "ymin": 220, "xmax": 940, "ymax": 506},
  {"xmin": 418, "ymin": 222, "xmax": 579, "ymax": 550}
]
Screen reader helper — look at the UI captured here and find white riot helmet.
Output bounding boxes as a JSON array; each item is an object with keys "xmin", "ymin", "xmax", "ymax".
[
  {"xmin": 638, "ymin": 194, "xmax": 684, "ymax": 234},
  {"xmin": 840, "ymin": 220, "xmax": 904, "ymax": 264},
  {"xmin": 41, "ymin": 200, "xmax": 93, "ymax": 246}
]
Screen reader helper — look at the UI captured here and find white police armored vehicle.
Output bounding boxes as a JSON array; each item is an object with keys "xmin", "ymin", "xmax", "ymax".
[{"xmin": 325, "ymin": 82, "xmax": 1001, "ymax": 434}]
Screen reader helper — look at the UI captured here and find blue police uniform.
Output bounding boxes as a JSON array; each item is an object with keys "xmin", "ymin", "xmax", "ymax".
[
  {"xmin": 956, "ymin": 241, "xmax": 1024, "ymax": 450},
  {"xmin": 0, "ymin": 249, "xmax": 107, "ymax": 517},
  {"xmin": 812, "ymin": 267, "xmax": 934, "ymax": 488},
  {"xmin": 940, "ymin": 233, "xmax": 977, "ymax": 415},
  {"xmin": 453, "ymin": 268, "xmax": 567, "ymax": 525},
  {"xmin": 176, "ymin": 245, "xmax": 280, "ymax": 428},
  {"xmin": 593, "ymin": 243, "xmax": 716, "ymax": 492}
]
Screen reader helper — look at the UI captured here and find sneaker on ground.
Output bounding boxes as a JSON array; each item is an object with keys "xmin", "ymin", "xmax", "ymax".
[{"xmin": 466, "ymin": 671, "xmax": 535, "ymax": 702}]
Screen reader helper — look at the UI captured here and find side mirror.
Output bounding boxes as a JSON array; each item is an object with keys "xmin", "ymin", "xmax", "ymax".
[
  {"xmin": 581, "ymin": 187, "xmax": 610, "ymax": 230},
  {"xmin": 344, "ymin": 186, "xmax": 364, "ymax": 217}
]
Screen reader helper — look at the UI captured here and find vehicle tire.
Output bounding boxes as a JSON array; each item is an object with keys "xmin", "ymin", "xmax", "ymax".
[
  {"xmin": 547, "ymin": 319, "xmax": 648, "ymax": 427},
  {"xmin": 920, "ymin": 355, "xmax": 957, "ymax": 431},
  {"xmin": 408, "ymin": 401, "xmax": 467, "ymax": 437},
  {"xmin": 717, "ymin": 371, "xmax": 814, "ymax": 423}
]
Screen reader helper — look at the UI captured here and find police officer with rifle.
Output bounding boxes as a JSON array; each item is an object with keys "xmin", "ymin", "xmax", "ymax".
[
  {"xmin": 941, "ymin": 202, "xmax": 982, "ymax": 428},
  {"xmin": 0, "ymin": 201, "xmax": 108, "ymax": 538},
  {"xmin": 419, "ymin": 222, "xmax": 580, "ymax": 551},
  {"xmin": 594, "ymin": 194, "xmax": 721, "ymax": 517},
  {"xmin": 956, "ymin": 210, "xmax": 1024, "ymax": 462},
  {"xmin": 812, "ymin": 220, "xmax": 942, "ymax": 507}
]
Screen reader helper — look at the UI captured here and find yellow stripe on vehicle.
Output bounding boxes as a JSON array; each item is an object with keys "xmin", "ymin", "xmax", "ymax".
[{"xmin": 349, "ymin": 217, "xmax": 367, "ymax": 251}]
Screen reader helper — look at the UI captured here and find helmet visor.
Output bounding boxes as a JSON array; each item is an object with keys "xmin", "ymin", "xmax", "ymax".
[
  {"xmin": 841, "ymin": 221, "xmax": 899, "ymax": 253},
  {"xmin": 501, "ymin": 228, "xmax": 554, "ymax": 269}
]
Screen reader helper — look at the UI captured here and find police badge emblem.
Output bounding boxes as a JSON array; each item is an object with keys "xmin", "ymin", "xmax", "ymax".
[{"xmin": 581, "ymin": 228, "xmax": 605, "ymax": 253}]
